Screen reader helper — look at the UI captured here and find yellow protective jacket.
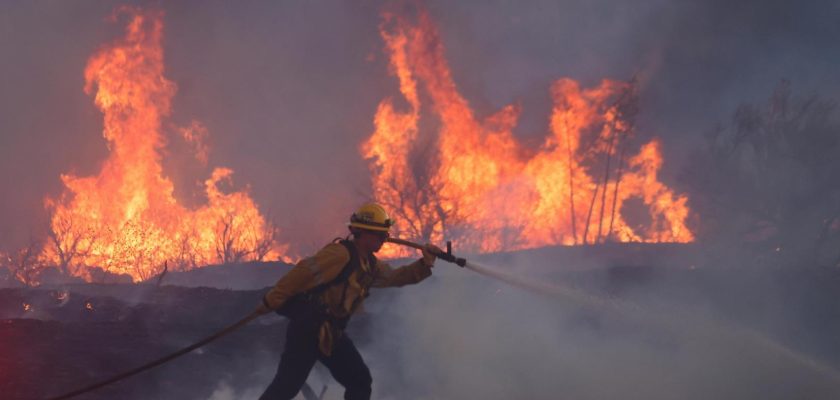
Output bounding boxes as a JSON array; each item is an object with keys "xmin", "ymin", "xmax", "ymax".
[{"xmin": 262, "ymin": 240, "xmax": 432, "ymax": 354}]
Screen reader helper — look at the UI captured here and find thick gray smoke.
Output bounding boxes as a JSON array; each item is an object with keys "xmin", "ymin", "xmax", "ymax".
[
  {"xmin": 189, "ymin": 248, "xmax": 840, "ymax": 399},
  {"xmin": 349, "ymin": 251, "xmax": 840, "ymax": 399}
]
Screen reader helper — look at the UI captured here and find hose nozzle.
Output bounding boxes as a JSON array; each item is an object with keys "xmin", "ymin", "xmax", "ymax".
[{"xmin": 386, "ymin": 238, "xmax": 467, "ymax": 267}]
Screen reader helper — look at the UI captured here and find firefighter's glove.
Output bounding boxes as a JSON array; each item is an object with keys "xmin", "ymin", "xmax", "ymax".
[
  {"xmin": 422, "ymin": 243, "xmax": 442, "ymax": 267},
  {"xmin": 255, "ymin": 299, "xmax": 273, "ymax": 316}
]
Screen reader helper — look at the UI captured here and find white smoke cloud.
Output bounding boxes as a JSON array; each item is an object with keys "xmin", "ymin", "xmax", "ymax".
[
  {"xmin": 354, "ymin": 256, "xmax": 840, "ymax": 399},
  {"xmin": 207, "ymin": 377, "xmax": 271, "ymax": 400}
]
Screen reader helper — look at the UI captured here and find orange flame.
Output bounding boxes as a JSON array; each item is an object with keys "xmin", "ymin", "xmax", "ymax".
[
  {"xmin": 364, "ymin": 10, "xmax": 693, "ymax": 257},
  {"xmin": 42, "ymin": 7, "xmax": 285, "ymax": 282}
]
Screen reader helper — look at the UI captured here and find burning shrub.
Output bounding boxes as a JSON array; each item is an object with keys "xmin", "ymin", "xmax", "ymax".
[
  {"xmin": 363, "ymin": 8, "xmax": 693, "ymax": 257},
  {"xmin": 38, "ymin": 7, "xmax": 287, "ymax": 282},
  {"xmin": 1, "ymin": 238, "xmax": 47, "ymax": 287}
]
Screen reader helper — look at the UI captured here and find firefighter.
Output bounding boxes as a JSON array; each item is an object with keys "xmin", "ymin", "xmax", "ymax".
[{"xmin": 256, "ymin": 202, "xmax": 440, "ymax": 400}]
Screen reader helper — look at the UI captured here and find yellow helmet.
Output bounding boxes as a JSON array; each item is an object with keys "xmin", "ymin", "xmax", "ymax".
[{"xmin": 349, "ymin": 202, "xmax": 394, "ymax": 232}]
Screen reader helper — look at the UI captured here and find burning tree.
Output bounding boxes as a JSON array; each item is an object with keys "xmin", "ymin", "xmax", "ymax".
[
  {"xmin": 44, "ymin": 203, "xmax": 98, "ymax": 278},
  {"xmin": 2, "ymin": 238, "xmax": 46, "ymax": 286},
  {"xmin": 564, "ymin": 78, "xmax": 640, "ymax": 245},
  {"xmin": 682, "ymin": 80, "xmax": 840, "ymax": 266},
  {"xmin": 39, "ymin": 7, "xmax": 286, "ymax": 282},
  {"xmin": 252, "ymin": 213, "xmax": 281, "ymax": 262},
  {"xmin": 364, "ymin": 7, "xmax": 692, "ymax": 257}
]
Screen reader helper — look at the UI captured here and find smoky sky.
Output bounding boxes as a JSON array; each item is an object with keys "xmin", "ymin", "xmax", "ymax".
[{"xmin": 1, "ymin": 0, "xmax": 838, "ymax": 252}]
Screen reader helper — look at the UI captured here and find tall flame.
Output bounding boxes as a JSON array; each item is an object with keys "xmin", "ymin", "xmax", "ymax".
[
  {"xmin": 364, "ymin": 10, "xmax": 693, "ymax": 256},
  {"xmin": 42, "ymin": 7, "xmax": 284, "ymax": 282}
]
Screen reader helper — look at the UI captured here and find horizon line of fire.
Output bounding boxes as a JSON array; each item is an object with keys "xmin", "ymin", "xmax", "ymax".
[{"xmin": 1, "ymin": 7, "xmax": 695, "ymax": 284}]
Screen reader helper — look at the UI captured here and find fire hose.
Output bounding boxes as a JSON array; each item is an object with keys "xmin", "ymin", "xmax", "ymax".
[
  {"xmin": 45, "ymin": 311, "xmax": 261, "ymax": 400},
  {"xmin": 44, "ymin": 237, "xmax": 840, "ymax": 398},
  {"xmin": 43, "ymin": 238, "xmax": 468, "ymax": 399}
]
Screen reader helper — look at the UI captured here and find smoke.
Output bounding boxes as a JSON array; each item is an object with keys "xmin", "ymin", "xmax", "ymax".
[
  {"xmin": 426, "ymin": 0, "xmax": 840, "ymax": 189},
  {"xmin": 352, "ymin": 255, "xmax": 840, "ymax": 399},
  {"xmin": 207, "ymin": 379, "xmax": 264, "ymax": 400}
]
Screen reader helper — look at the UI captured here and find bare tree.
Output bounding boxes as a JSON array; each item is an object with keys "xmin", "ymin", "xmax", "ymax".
[
  {"xmin": 606, "ymin": 81, "xmax": 639, "ymax": 242},
  {"xmin": 215, "ymin": 213, "xmax": 251, "ymax": 264},
  {"xmin": 607, "ymin": 138, "xmax": 631, "ymax": 240},
  {"xmin": 46, "ymin": 210, "xmax": 97, "ymax": 278},
  {"xmin": 594, "ymin": 121, "xmax": 619, "ymax": 244},
  {"xmin": 374, "ymin": 137, "xmax": 457, "ymax": 245},
  {"xmin": 8, "ymin": 238, "xmax": 45, "ymax": 286},
  {"xmin": 168, "ymin": 226, "xmax": 201, "ymax": 272},
  {"xmin": 560, "ymin": 109, "xmax": 579, "ymax": 244},
  {"xmin": 579, "ymin": 81, "xmax": 638, "ymax": 244},
  {"xmin": 251, "ymin": 214, "xmax": 279, "ymax": 262}
]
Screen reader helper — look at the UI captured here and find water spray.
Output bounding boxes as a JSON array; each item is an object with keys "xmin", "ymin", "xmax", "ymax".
[
  {"xmin": 387, "ymin": 237, "xmax": 840, "ymax": 389},
  {"xmin": 387, "ymin": 237, "xmax": 611, "ymax": 307}
]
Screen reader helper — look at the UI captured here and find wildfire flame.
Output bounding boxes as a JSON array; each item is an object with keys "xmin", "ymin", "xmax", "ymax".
[
  {"xmin": 22, "ymin": 303, "xmax": 31, "ymax": 312},
  {"xmin": 364, "ymin": 9, "xmax": 693, "ymax": 256},
  {"xmin": 41, "ymin": 7, "xmax": 285, "ymax": 282}
]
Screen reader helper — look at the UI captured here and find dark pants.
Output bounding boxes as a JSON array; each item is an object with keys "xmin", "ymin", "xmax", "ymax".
[{"xmin": 259, "ymin": 316, "xmax": 372, "ymax": 400}]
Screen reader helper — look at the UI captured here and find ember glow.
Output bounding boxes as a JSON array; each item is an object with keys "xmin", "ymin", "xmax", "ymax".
[
  {"xmin": 364, "ymin": 10, "xmax": 693, "ymax": 256},
  {"xmin": 41, "ymin": 8, "xmax": 285, "ymax": 282}
]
